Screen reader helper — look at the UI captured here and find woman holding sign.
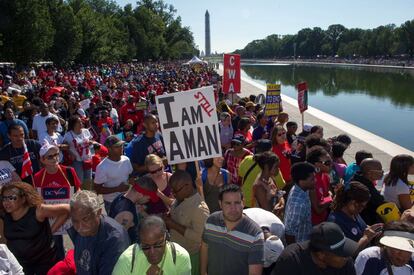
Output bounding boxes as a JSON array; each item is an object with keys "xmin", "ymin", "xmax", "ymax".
[
  {"xmin": 34, "ymin": 142, "xmax": 81, "ymax": 261},
  {"xmin": 1, "ymin": 182, "xmax": 70, "ymax": 275}
]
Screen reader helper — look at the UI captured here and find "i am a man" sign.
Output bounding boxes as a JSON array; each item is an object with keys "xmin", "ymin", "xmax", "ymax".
[{"xmin": 156, "ymin": 86, "xmax": 222, "ymax": 164}]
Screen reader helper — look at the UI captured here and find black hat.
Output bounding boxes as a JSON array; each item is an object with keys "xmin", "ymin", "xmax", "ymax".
[
  {"xmin": 231, "ymin": 134, "xmax": 246, "ymax": 145},
  {"xmin": 255, "ymin": 139, "xmax": 272, "ymax": 154},
  {"xmin": 310, "ymin": 222, "xmax": 358, "ymax": 257}
]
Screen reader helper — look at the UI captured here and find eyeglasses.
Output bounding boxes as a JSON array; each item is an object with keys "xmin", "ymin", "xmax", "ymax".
[
  {"xmin": 141, "ymin": 236, "xmax": 166, "ymax": 251},
  {"xmin": 277, "ymin": 132, "xmax": 286, "ymax": 137},
  {"xmin": 320, "ymin": 160, "xmax": 332, "ymax": 166},
  {"xmin": 1, "ymin": 195, "xmax": 18, "ymax": 202},
  {"xmin": 149, "ymin": 166, "xmax": 163, "ymax": 174},
  {"xmin": 371, "ymin": 169, "xmax": 384, "ymax": 175},
  {"xmin": 46, "ymin": 153, "xmax": 59, "ymax": 160}
]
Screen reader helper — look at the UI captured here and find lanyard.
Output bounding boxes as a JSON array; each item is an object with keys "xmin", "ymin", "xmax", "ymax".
[{"xmin": 40, "ymin": 165, "xmax": 71, "ymax": 188}]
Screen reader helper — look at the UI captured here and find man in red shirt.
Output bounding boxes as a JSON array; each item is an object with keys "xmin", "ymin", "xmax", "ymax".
[{"xmin": 119, "ymin": 95, "xmax": 144, "ymax": 126}]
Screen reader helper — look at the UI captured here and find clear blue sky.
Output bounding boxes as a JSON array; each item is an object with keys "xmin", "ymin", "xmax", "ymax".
[{"xmin": 117, "ymin": 0, "xmax": 414, "ymax": 54}]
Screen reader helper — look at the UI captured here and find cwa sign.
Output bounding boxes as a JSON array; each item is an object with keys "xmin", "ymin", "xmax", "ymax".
[
  {"xmin": 156, "ymin": 86, "xmax": 222, "ymax": 164},
  {"xmin": 222, "ymin": 54, "xmax": 241, "ymax": 94}
]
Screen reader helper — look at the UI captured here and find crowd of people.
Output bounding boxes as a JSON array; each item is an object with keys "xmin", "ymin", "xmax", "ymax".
[{"xmin": 0, "ymin": 62, "xmax": 413, "ymax": 275}]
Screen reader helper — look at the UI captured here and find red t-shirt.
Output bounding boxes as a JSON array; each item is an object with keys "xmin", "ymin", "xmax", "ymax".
[
  {"xmin": 272, "ymin": 142, "xmax": 292, "ymax": 182},
  {"xmin": 311, "ymin": 172, "xmax": 331, "ymax": 225},
  {"xmin": 34, "ymin": 166, "xmax": 81, "ymax": 191}
]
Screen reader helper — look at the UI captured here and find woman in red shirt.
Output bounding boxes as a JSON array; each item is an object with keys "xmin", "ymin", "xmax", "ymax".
[
  {"xmin": 306, "ymin": 146, "xmax": 333, "ymax": 225},
  {"xmin": 34, "ymin": 142, "xmax": 81, "ymax": 261},
  {"xmin": 271, "ymin": 125, "xmax": 292, "ymax": 184},
  {"xmin": 234, "ymin": 117, "xmax": 253, "ymax": 146}
]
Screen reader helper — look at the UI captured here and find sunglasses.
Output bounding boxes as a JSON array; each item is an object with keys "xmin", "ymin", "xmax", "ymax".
[
  {"xmin": 371, "ymin": 169, "xmax": 384, "ymax": 175},
  {"xmin": 149, "ymin": 166, "xmax": 163, "ymax": 174},
  {"xmin": 277, "ymin": 132, "xmax": 286, "ymax": 137},
  {"xmin": 141, "ymin": 237, "xmax": 166, "ymax": 251},
  {"xmin": 173, "ymin": 184, "xmax": 188, "ymax": 194},
  {"xmin": 1, "ymin": 195, "xmax": 18, "ymax": 202},
  {"xmin": 45, "ymin": 153, "xmax": 59, "ymax": 160},
  {"xmin": 320, "ymin": 160, "xmax": 332, "ymax": 166}
]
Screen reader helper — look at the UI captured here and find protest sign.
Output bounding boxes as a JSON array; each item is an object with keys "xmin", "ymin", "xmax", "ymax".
[
  {"xmin": 264, "ymin": 84, "xmax": 281, "ymax": 116},
  {"xmin": 156, "ymin": 86, "xmax": 221, "ymax": 164},
  {"xmin": 37, "ymin": 186, "xmax": 74, "ymax": 235},
  {"xmin": 222, "ymin": 54, "xmax": 241, "ymax": 94},
  {"xmin": 79, "ymin": 98, "xmax": 91, "ymax": 111},
  {"xmin": 297, "ymin": 82, "xmax": 308, "ymax": 113}
]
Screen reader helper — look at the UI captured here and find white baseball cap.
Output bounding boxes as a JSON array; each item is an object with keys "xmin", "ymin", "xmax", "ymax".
[
  {"xmin": 380, "ymin": 230, "xmax": 414, "ymax": 253},
  {"xmin": 39, "ymin": 142, "xmax": 59, "ymax": 157}
]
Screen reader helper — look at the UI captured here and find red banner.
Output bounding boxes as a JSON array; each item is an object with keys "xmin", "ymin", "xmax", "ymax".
[
  {"xmin": 297, "ymin": 82, "xmax": 308, "ymax": 113},
  {"xmin": 222, "ymin": 54, "xmax": 241, "ymax": 94}
]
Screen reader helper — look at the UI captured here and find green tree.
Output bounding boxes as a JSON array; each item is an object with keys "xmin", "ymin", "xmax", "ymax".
[
  {"xmin": 325, "ymin": 24, "xmax": 346, "ymax": 56},
  {"xmin": 48, "ymin": 0, "xmax": 82, "ymax": 65},
  {"xmin": 398, "ymin": 20, "xmax": 414, "ymax": 57},
  {"xmin": 1, "ymin": 0, "xmax": 55, "ymax": 65}
]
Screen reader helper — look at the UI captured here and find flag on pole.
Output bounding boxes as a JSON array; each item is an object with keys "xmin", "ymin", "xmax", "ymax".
[{"xmin": 21, "ymin": 142, "xmax": 33, "ymax": 178}]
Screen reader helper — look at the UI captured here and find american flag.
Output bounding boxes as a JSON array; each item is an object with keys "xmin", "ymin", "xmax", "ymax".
[{"xmin": 21, "ymin": 142, "xmax": 33, "ymax": 178}]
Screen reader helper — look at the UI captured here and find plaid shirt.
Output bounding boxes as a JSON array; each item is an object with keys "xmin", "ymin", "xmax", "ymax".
[
  {"xmin": 284, "ymin": 184, "xmax": 312, "ymax": 242},
  {"xmin": 224, "ymin": 148, "xmax": 252, "ymax": 185}
]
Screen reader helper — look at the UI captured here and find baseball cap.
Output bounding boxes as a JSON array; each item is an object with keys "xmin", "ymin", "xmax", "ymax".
[
  {"xmin": 310, "ymin": 222, "xmax": 358, "ymax": 257},
  {"xmin": 104, "ymin": 135, "xmax": 125, "ymax": 148},
  {"xmin": 39, "ymin": 142, "xmax": 59, "ymax": 157},
  {"xmin": 255, "ymin": 139, "xmax": 272, "ymax": 153},
  {"xmin": 264, "ymin": 235, "xmax": 284, "ymax": 268},
  {"xmin": 303, "ymin": 123, "xmax": 313, "ymax": 133},
  {"xmin": 380, "ymin": 230, "xmax": 414, "ymax": 253},
  {"xmin": 231, "ymin": 134, "xmax": 246, "ymax": 145}
]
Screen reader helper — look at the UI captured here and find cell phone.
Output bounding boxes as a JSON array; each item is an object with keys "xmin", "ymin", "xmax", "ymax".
[{"xmin": 374, "ymin": 226, "xmax": 383, "ymax": 233}]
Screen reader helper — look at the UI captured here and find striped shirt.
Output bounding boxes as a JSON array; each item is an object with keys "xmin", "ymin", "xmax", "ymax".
[
  {"xmin": 202, "ymin": 211, "xmax": 264, "ymax": 275},
  {"xmin": 284, "ymin": 184, "xmax": 312, "ymax": 242}
]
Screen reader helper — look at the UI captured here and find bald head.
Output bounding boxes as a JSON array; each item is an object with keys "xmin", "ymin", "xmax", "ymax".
[{"xmin": 360, "ymin": 158, "xmax": 382, "ymax": 174}]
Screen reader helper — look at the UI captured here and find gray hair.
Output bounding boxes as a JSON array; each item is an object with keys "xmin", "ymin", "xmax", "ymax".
[
  {"xmin": 139, "ymin": 215, "xmax": 167, "ymax": 235},
  {"xmin": 70, "ymin": 190, "xmax": 101, "ymax": 212}
]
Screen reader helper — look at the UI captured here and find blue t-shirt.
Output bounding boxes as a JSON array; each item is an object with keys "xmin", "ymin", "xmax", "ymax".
[
  {"xmin": 109, "ymin": 194, "xmax": 140, "ymax": 243},
  {"xmin": 344, "ymin": 162, "xmax": 360, "ymax": 186},
  {"xmin": 68, "ymin": 215, "xmax": 130, "ymax": 275},
  {"xmin": 126, "ymin": 133, "xmax": 167, "ymax": 175},
  {"xmin": 0, "ymin": 119, "xmax": 29, "ymax": 144},
  {"xmin": 327, "ymin": 211, "xmax": 367, "ymax": 242}
]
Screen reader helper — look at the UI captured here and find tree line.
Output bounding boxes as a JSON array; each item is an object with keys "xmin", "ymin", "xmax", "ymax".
[
  {"xmin": 0, "ymin": 0, "xmax": 198, "ymax": 66},
  {"xmin": 234, "ymin": 22, "xmax": 414, "ymax": 59}
]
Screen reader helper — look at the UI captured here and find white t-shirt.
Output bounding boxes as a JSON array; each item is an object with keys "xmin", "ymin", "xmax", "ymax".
[
  {"xmin": 41, "ymin": 132, "xmax": 64, "ymax": 163},
  {"xmin": 0, "ymin": 161, "xmax": 16, "ymax": 186},
  {"xmin": 243, "ymin": 207, "xmax": 285, "ymax": 238},
  {"xmin": 383, "ymin": 178, "xmax": 410, "ymax": 209},
  {"xmin": 0, "ymin": 244, "xmax": 24, "ymax": 275},
  {"xmin": 32, "ymin": 113, "xmax": 62, "ymax": 140},
  {"xmin": 355, "ymin": 246, "xmax": 414, "ymax": 275},
  {"xmin": 94, "ymin": 155, "xmax": 133, "ymax": 202},
  {"xmin": 63, "ymin": 129, "xmax": 92, "ymax": 161}
]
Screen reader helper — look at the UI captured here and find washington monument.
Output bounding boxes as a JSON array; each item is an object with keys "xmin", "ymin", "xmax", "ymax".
[{"xmin": 205, "ymin": 10, "xmax": 211, "ymax": 56}]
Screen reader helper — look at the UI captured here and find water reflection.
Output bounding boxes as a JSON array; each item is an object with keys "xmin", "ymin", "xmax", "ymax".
[{"xmin": 242, "ymin": 64, "xmax": 414, "ymax": 107}]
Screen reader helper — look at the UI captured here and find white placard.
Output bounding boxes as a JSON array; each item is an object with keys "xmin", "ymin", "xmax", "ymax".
[{"xmin": 156, "ymin": 86, "xmax": 222, "ymax": 164}]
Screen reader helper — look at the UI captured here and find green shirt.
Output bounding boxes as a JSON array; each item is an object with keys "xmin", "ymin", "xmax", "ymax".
[{"xmin": 112, "ymin": 242, "xmax": 192, "ymax": 275}]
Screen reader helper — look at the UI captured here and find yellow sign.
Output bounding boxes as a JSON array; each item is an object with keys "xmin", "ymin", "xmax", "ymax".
[{"xmin": 265, "ymin": 84, "xmax": 281, "ymax": 116}]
